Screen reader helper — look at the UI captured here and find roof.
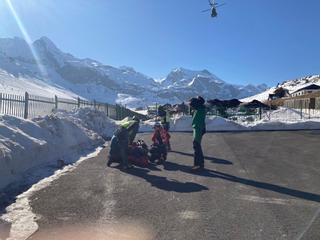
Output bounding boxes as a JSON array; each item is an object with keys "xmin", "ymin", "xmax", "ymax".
[
  {"xmin": 207, "ymin": 99, "xmax": 242, "ymax": 108},
  {"xmin": 292, "ymin": 84, "xmax": 320, "ymax": 94},
  {"xmin": 241, "ymin": 100, "xmax": 269, "ymax": 109}
]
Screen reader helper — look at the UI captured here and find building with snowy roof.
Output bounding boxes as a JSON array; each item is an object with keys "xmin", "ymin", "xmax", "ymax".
[{"xmin": 291, "ymin": 84, "xmax": 320, "ymax": 97}]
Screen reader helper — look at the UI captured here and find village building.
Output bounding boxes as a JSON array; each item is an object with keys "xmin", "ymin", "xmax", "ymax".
[{"xmin": 291, "ymin": 84, "xmax": 320, "ymax": 97}]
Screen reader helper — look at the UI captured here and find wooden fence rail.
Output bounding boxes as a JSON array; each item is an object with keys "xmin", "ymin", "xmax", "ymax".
[{"xmin": 0, "ymin": 91, "xmax": 147, "ymax": 121}]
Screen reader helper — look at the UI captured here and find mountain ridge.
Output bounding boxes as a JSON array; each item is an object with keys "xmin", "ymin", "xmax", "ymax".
[{"xmin": 0, "ymin": 36, "xmax": 267, "ymax": 107}]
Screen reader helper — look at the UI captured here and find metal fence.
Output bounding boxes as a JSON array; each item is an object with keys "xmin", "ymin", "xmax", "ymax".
[
  {"xmin": 205, "ymin": 105, "xmax": 320, "ymax": 123},
  {"xmin": 0, "ymin": 91, "xmax": 147, "ymax": 120}
]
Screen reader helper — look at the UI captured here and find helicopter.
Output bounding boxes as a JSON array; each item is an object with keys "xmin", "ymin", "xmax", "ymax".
[{"xmin": 202, "ymin": 0, "xmax": 226, "ymax": 18}]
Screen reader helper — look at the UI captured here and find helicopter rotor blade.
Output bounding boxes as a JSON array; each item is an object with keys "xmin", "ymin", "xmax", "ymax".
[
  {"xmin": 201, "ymin": 8, "xmax": 211, "ymax": 13},
  {"xmin": 215, "ymin": 3, "xmax": 226, "ymax": 8}
]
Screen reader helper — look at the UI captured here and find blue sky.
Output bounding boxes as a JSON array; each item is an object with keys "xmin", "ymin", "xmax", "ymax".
[{"xmin": 0, "ymin": 0, "xmax": 320, "ymax": 86}]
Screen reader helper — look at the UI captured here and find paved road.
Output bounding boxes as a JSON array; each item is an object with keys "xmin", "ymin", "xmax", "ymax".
[{"xmin": 26, "ymin": 131, "xmax": 320, "ymax": 240}]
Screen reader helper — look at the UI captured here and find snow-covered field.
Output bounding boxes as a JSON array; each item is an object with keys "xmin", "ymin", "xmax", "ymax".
[{"xmin": 0, "ymin": 70, "xmax": 78, "ymax": 100}]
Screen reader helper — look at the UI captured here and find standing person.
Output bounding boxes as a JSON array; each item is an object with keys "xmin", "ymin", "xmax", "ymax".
[
  {"xmin": 158, "ymin": 105, "xmax": 171, "ymax": 151},
  {"xmin": 107, "ymin": 117, "xmax": 140, "ymax": 170},
  {"xmin": 189, "ymin": 96, "xmax": 206, "ymax": 171},
  {"xmin": 149, "ymin": 123, "xmax": 167, "ymax": 164}
]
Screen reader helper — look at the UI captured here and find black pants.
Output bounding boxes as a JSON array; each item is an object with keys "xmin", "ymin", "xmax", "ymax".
[{"xmin": 193, "ymin": 140, "xmax": 204, "ymax": 167}]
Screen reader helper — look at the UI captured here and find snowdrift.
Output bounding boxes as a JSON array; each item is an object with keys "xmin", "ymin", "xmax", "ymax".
[
  {"xmin": 0, "ymin": 108, "xmax": 117, "ymax": 190},
  {"xmin": 140, "ymin": 113, "xmax": 320, "ymax": 133}
]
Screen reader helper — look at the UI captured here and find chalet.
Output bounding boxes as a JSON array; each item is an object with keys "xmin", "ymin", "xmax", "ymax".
[
  {"xmin": 291, "ymin": 84, "xmax": 320, "ymax": 97},
  {"xmin": 268, "ymin": 87, "xmax": 290, "ymax": 100}
]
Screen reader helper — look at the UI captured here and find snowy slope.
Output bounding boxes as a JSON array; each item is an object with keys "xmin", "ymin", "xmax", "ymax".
[
  {"xmin": 0, "ymin": 36, "xmax": 267, "ymax": 107},
  {"xmin": 0, "ymin": 70, "xmax": 78, "ymax": 99},
  {"xmin": 242, "ymin": 75, "xmax": 320, "ymax": 102}
]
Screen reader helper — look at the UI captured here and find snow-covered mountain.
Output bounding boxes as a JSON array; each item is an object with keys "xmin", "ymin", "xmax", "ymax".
[
  {"xmin": 242, "ymin": 75, "xmax": 320, "ymax": 102},
  {"xmin": 0, "ymin": 36, "xmax": 266, "ymax": 107}
]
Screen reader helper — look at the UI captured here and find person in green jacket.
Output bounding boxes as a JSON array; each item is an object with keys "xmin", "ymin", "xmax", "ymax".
[
  {"xmin": 107, "ymin": 117, "xmax": 140, "ymax": 170},
  {"xmin": 189, "ymin": 96, "xmax": 206, "ymax": 171}
]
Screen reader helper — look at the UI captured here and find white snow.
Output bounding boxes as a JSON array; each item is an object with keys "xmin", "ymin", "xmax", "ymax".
[
  {"xmin": 241, "ymin": 87, "xmax": 276, "ymax": 102},
  {"xmin": 0, "ymin": 108, "xmax": 116, "ymax": 190},
  {"xmin": 242, "ymin": 75, "xmax": 320, "ymax": 102},
  {"xmin": 132, "ymin": 109, "xmax": 148, "ymax": 116},
  {"xmin": 139, "ymin": 111, "xmax": 320, "ymax": 133},
  {"xmin": 116, "ymin": 94, "xmax": 144, "ymax": 107},
  {"xmin": 260, "ymin": 107, "xmax": 320, "ymax": 121},
  {"xmin": 0, "ymin": 70, "xmax": 78, "ymax": 99}
]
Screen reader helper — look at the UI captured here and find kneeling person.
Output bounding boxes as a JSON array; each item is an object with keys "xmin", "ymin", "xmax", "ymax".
[{"xmin": 107, "ymin": 117, "xmax": 140, "ymax": 169}]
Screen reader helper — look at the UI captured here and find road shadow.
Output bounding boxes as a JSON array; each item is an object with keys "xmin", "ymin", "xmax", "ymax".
[
  {"xmin": 109, "ymin": 163, "xmax": 162, "ymax": 172},
  {"xmin": 200, "ymin": 170, "xmax": 320, "ymax": 203},
  {"xmin": 125, "ymin": 167, "xmax": 209, "ymax": 193},
  {"xmin": 164, "ymin": 161, "xmax": 320, "ymax": 203},
  {"xmin": 170, "ymin": 150, "xmax": 233, "ymax": 165}
]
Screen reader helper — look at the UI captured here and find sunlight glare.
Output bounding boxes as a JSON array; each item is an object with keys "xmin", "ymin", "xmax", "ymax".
[{"xmin": 5, "ymin": 0, "xmax": 48, "ymax": 78}]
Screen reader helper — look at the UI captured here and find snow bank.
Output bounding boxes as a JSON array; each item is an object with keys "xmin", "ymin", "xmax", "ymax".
[
  {"xmin": 169, "ymin": 115, "xmax": 246, "ymax": 132},
  {"xmin": 139, "ymin": 119, "xmax": 157, "ymax": 132},
  {"xmin": 55, "ymin": 108, "xmax": 118, "ymax": 139},
  {"xmin": 0, "ymin": 108, "xmax": 116, "ymax": 190},
  {"xmin": 140, "ymin": 114, "xmax": 320, "ymax": 133},
  {"xmin": 260, "ymin": 107, "xmax": 320, "ymax": 121},
  {"xmin": 205, "ymin": 116, "xmax": 247, "ymax": 131},
  {"xmin": 246, "ymin": 119, "xmax": 320, "ymax": 131}
]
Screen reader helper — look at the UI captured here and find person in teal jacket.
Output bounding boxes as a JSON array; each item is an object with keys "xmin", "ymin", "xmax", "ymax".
[{"xmin": 189, "ymin": 96, "xmax": 206, "ymax": 171}]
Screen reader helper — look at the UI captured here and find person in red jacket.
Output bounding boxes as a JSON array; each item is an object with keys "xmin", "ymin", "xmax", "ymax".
[{"xmin": 150, "ymin": 123, "xmax": 168, "ymax": 164}]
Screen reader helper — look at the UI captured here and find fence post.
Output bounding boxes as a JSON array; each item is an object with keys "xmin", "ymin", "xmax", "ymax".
[
  {"xmin": 55, "ymin": 95, "xmax": 58, "ymax": 110},
  {"xmin": 118, "ymin": 105, "xmax": 121, "ymax": 120},
  {"xmin": 24, "ymin": 92, "xmax": 29, "ymax": 119},
  {"xmin": 115, "ymin": 105, "xmax": 119, "ymax": 120},
  {"xmin": 94, "ymin": 100, "xmax": 96, "ymax": 110},
  {"xmin": 259, "ymin": 107, "xmax": 262, "ymax": 120},
  {"xmin": 0, "ymin": 93, "xmax": 2, "ymax": 114},
  {"xmin": 78, "ymin": 97, "xmax": 81, "ymax": 108},
  {"xmin": 300, "ymin": 104, "xmax": 303, "ymax": 120},
  {"xmin": 106, "ymin": 104, "xmax": 109, "ymax": 116}
]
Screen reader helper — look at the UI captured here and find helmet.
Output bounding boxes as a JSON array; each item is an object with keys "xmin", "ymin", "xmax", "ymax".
[
  {"xmin": 197, "ymin": 96, "xmax": 205, "ymax": 105},
  {"xmin": 153, "ymin": 122, "xmax": 161, "ymax": 129}
]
